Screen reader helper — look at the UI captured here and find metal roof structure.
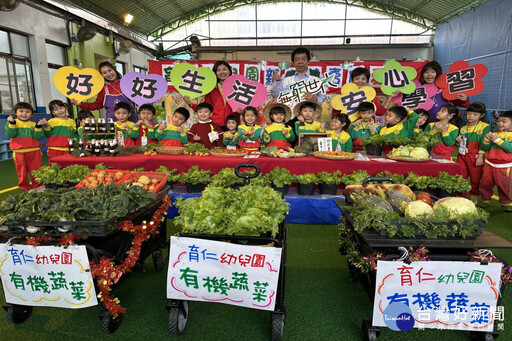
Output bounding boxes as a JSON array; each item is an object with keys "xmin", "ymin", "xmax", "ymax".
[{"xmin": 62, "ymin": 0, "xmax": 492, "ymax": 39}]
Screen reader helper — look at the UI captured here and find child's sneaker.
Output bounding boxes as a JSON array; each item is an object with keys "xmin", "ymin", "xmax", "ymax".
[
  {"xmin": 502, "ymin": 204, "xmax": 512, "ymax": 212},
  {"xmin": 469, "ymin": 195, "xmax": 479, "ymax": 204},
  {"xmin": 477, "ymin": 200, "xmax": 490, "ymax": 208}
]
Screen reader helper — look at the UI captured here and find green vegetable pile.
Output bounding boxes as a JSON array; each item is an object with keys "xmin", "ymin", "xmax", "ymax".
[
  {"xmin": 293, "ymin": 173, "xmax": 318, "ymax": 184},
  {"xmin": 404, "ymin": 171, "xmax": 470, "ymax": 193},
  {"xmin": 174, "ymin": 185, "xmax": 289, "ymax": 236},
  {"xmin": 176, "ymin": 165, "xmax": 211, "ymax": 184},
  {"xmin": 185, "ymin": 143, "xmax": 210, "ymax": 154},
  {"xmin": 361, "ymin": 132, "xmax": 439, "ymax": 148},
  {"xmin": 209, "ymin": 168, "xmax": 244, "ymax": 187},
  {"xmin": 0, "ymin": 183, "xmax": 157, "ymax": 226},
  {"xmin": 340, "ymin": 170, "xmax": 371, "ymax": 185},
  {"xmin": 316, "ymin": 171, "xmax": 342, "ymax": 184},
  {"xmin": 32, "ymin": 164, "xmax": 92, "ymax": 185},
  {"xmin": 266, "ymin": 167, "xmax": 293, "ymax": 187},
  {"xmin": 156, "ymin": 166, "xmax": 178, "ymax": 181}
]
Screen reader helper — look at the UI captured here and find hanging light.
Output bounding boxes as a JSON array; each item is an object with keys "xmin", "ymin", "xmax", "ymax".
[{"xmin": 124, "ymin": 14, "xmax": 134, "ymax": 24}]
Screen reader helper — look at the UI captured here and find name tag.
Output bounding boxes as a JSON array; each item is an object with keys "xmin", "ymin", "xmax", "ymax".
[
  {"xmin": 227, "ymin": 145, "xmax": 237, "ymax": 150},
  {"xmin": 141, "ymin": 136, "xmax": 148, "ymax": 147},
  {"xmin": 208, "ymin": 131, "xmax": 219, "ymax": 143}
]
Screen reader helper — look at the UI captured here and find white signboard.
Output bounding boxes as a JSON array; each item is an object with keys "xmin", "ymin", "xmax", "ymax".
[
  {"xmin": 167, "ymin": 236, "xmax": 282, "ymax": 311},
  {"xmin": 0, "ymin": 244, "xmax": 97, "ymax": 309},
  {"xmin": 373, "ymin": 261, "xmax": 502, "ymax": 332}
]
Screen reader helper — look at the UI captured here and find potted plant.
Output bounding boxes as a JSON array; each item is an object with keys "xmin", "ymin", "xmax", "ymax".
[
  {"xmin": 266, "ymin": 166, "xmax": 293, "ymax": 195},
  {"xmin": 316, "ymin": 171, "xmax": 342, "ymax": 195},
  {"xmin": 155, "ymin": 166, "xmax": 178, "ymax": 189},
  {"xmin": 430, "ymin": 172, "xmax": 470, "ymax": 198},
  {"xmin": 294, "ymin": 173, "xmax": 318, "ymax": 195},
  {"xmin": 209, "ymin": 168, "xmax": 244, "ymax": 188},
  {"xmin": 360, "ymin": 135, "xmax": 385, "ymax": 156},
  {"xmin": 176, "ymin": 165, "xmax": 211, "ymax": 193}
]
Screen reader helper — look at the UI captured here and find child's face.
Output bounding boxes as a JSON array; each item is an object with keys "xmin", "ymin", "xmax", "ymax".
[
  {"xmin": 352, "ymin": 75, "xmax": 368, "ymax": 88},
  {"xmin": 497, "ymin": 117, "xmax": 512, "ymax": 132},
  {"xmin": 465, "ymin": 111, "xmax": 483, "ymax": 125},
  {"xmin": 330, "ymin": 118, "xmax": 344, "ymax": 131},
  {"xmin": 226, "ymin": 120, "xmax": 237, "ymax": 131},
  {"xmin": 359, "ymin": 110, "xmax": 374, "ymax": 122},
  {"xmin": 385, "ymin": 111, "xmax": 401, "ymax": 125},
  {"xmin": 15, "ymin": 108, "xmax": 33, "ymax": 121},
  {"xmin": 51, "ymin": 105, "xmax": 68, "ymax": 119},
  {"xmin": 80, "ymin": 117, "xmax": 92, "ymax": 125},
  {"xmin": 422, "ymin": 68, "xmax": 437, "ymax": 84},
  {"xmin": 114, "ymin": 108, "xmax": 130, "ymax": 123},
  {"xmin": 100, "ymin": 66, "xmax": 118, "ymax": 82},
  {"xmin": 271, "ymin": 112, "xmax": 285, "ymax": 123},
  {"xmin": 243, "ymin": 111, "xmax": 257, "ymax": 125},
  {"xmin": 171, "ymin": 112, "xmax": 186, "ymax": 126},
  {"xmin": 197, "ymin": 108, "xmax": 212, "ymax": 121},
  {"xmin": 416, "ymin": 114, "xmax": 429, "ymax": 128},
  {"xmin": 139, "ymin": 109, "xmax": 154, "ymax": 122},
  {"xmin": 436, "ymin": 107, "xmax": 453, "ymax": 122},
  {"xmin": 300, "ymin": 107, "xmax": 315, "ymax": 122}
]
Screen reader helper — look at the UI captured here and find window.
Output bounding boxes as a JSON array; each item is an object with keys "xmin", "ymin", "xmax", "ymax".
[
  {"xmin": 46, "ymin": 41, "xmax": 68, "ymax": 105},
  {"xmin": 133, "ymin": 65, "xmax": 147, "ymax": 74},
  {"xmin": 0, "ymin": 29, "xmax": 35, "ymax": 113},
  {"xmin": 115, "ymin": 61, "xmax": 126, "ymax": 76}
]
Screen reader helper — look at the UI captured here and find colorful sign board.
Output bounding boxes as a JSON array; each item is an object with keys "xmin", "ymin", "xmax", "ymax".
[
  {"xmin": 331, "ymin": 83, "xmax": 376, "ymax": 120},
  {"xmin": 373, "ymin": 60, "xmax": 418, "ymax": 95},
  {"xmin": 223, "ymin": 75, "xmax": 268, "ymax": 111},
  {"xmin": 120, "ymin": 72, "xmax": 168, "ymax": 106},
  {"xmin": 170, "ymin": 63, "xmax": 217, "ymax": 99},
  {"xmin": 391, "ymin": 80, "xmax": 438, "ymax": 110},
  {"xmin": 435, "ymin": 60, "xmax": 487, "ymax": 101},
  {"xmin": 53, "ymin": 66, "xmax": 104, "ymax": 104}
]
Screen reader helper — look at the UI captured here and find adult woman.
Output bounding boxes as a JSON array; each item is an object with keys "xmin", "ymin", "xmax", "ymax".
[
  {"xmin": 71, "ymin": 61, "xmax": 138, "ymax": 122},
  {"xmin": 420, "ymin": 61, "xmax": 470, "ymax": 122},
  {"xmin": 184, "ymin": 60, "xmax": 236, "ymax": 127}
]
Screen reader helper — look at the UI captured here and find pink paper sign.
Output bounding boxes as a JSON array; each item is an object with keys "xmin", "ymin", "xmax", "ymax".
[
  {"xmin": 391, "ymin": 80, "xmax": 438, "ymax": 110},
  {"xmin": 120, "ymin": 72, "xmax": 168, "ymax": 106},
  {"xmin": 223, "ymin": 75, "xmax": 268, "ymax": 111}
]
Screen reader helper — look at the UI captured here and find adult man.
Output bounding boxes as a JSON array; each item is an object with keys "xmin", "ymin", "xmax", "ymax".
[{"xmin": 271, "ymin": 47, "xmax": 326, "ymax": 110}]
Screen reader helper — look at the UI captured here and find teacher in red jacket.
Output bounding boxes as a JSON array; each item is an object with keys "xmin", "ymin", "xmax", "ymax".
[{"xmin": 184, "ymin": 60, "xmax": 238, "ymax": 128}]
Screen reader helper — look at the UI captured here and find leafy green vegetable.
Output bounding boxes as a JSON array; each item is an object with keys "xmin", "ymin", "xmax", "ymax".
[
  {"xmin": 266, "ymin": 166, "xmax": 293, "ymax": 187},
  {"xmin": 209, "ymin": 168, "xmax": 244, "ymax": 187},
  {"xmin": 176, "ymin": 165, "xmax": 211, "ymax": 184},
  {"xmin": 340, "ymin": 170, "xmax": 370, "ymax": 185},
  {"xmin": 185, "ymin": 143, "xmax": 210, "ymax": 154},
  {"xmin": 316, "ymin": 171, "xmax": 342, "ymax": 184},
  {"xmin": 241, "ymin": 169, "xmax": 270, "ymax": 187},
  {"xmin": 374, "ymin": 171, "xmax": 406, "ymax": 184},
  {"xmin": 95, "ymin": 163, "xmax": 110, "ymax": 170},
  {"xmin": 429, "ymin": 172, "xmax": 470, "ymax": 193},
  {"xmin": 293, "ymin": 173, "xmax": 318, "ymax": 184},
  {"xmin": 131, "ymin": 167, "xmax": 145, "ymax": 172},
  {"xmin": 32, "ymin": 164, "xmax": 92, "ymax": 185},
  {"xmin": 155, "ymin": 166, "xmax": 178, "ymax": 181}
]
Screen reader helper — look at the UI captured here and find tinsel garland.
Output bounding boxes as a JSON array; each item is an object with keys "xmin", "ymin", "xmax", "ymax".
[{"xmin": 468, "ymin": 249, "xmax": 512, "ymax": 285}]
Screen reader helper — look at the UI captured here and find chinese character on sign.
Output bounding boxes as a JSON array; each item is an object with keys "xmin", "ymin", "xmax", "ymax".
[
  {"xmin": 203, "ymin": 276, "xmax": 229, "ymax": 296},
  {"xmin": 201, "ymin": 249, "xmax": 218, "ymax": 261},
  {"xmin": 179, "ymin": 69, "xmax": 205, "ymax": 94},
  {"xmin": 238, "ymin": 254, "xmax": 252, "ymax": 267},
  {"xmin": 326, "ymin": 67, "xmax": 343, "ymax": 87},
  {"xmin": 253, "ymin": 281, "xmax": 269, "ymax": 302},
  {"xmin": 36, "ymin": 254, "xmax": 49, "ymax": 265},
  {"xmin": 230, "ymin": 272, "xmax": 249, "ymax": 291},
  {"xmin": 397, "ymin": 265, "xmax": 414, "ymax": 286},
  {"xmin": 416, "ymin": 267, "xmax": 435, "ymax": 283},
  {"xmin": 438, "ymin": 273, "xmax": 455, "ymax": 284},
  {"xmin": 384, "ymin": 69, "xmax": 410, "ymax": 88},
  {"xmin": 27, "ymin": 275, "xmax": 51, "ymax": 294},
  {"xmin": 251, "ymin": 254, "xmax": 265, "ymax": 268},
  {"xmin": 401, "ymin": 87, "xmax": 428, "ymax": 108},
  {"xmin": 226, "ymin": 80, "xmax": 257, "ymax": 106},
  {"xmin": 386, "ymin": 292, "xmax": 409, "ymax": 305},
  {"xmin": 220, "ymin": 253, "xmax": 238, "ymax": 265},
  {"xmin": 131, "ymin": 77, "xmax": 158, "ymax": 99},
  {"xmin": 340, "ymin": 91, "xmax": 368, "ymax": 115},
  {"xmin": 457, "ymin": 272, "xmax": 470, "ymax": 283},
  {"xmin": 469, "ymin": 270, "xmax": 485, "ymax": 283},
  {"xmin": 69, "ymin": 281, "xmax": 86, "ymax": 301},
  {"xmin": 9, "ymin": 272, "xmax": 25, "ymax": 290},
  {"xmin": 446, "ymin": 68, "xmax": 476, "ymax": 93},
  {"xmin": 445, "ymin": 292, "xmax": 469, "ymax": 314},
  {"xmin": 188, "ymin": 245, "xmax": 199, "ymax": 262},
  {"xmin": 470, "ymin": 302, "xmax": 490, "ymax": 324},
  {"xmin": 61, "ymin": 252, "xmax": 72, "ymax": 265},
  {"xmin": 412, "ymin": 292, "xmax": 441, "ymax": 310},
  {"xmin": 179, "ymin": 267, "xmax": 199, "ymax": 289},
  {"xmin": 48, "ymin": 271, "xmax": 69, "ymax": 290},
  {"xmin": 65, "ymin": 74, "xmax": 93, "ymax": 96},
  {"xmin": 8, "ymin": 248, "xmax": 34, "ymax": 265}
]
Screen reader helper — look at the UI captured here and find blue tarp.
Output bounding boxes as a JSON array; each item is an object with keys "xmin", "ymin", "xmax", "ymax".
[{"xmin": 434, "ymin": 0, "xmax": 512, "ymax": 111}]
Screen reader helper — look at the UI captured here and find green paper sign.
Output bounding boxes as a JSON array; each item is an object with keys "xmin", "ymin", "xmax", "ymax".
[
  {"xmin": 373, "ymin": 60, "xmax": 417, "ymax": 95},
  {"xmin": 170, "ymin": 62, "xmax": 217, "ymax": 99}
]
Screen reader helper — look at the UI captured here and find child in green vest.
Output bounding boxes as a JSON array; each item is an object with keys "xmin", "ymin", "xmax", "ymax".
[
  {"xmin": 425, "ymin": 104, "xmax": 460, "ymax": 160},
  {"xmin": 156, "ymin": 107, "xmax": 190, "ymax": 147},
  {"xmin": 294, "ymin": 101, "xmax": 324, "ymax": 136},
  {"xmin": 379, "ymin": 105, "xmax": 419, "ymax": 153},
  {"xmin": 114, "ymin": 102, "xmax": 140, "ymax": 147},
  {"xmin": 223, "ymin": 114, "xmax": 240, "ymax": 149},
  {"xmin": 44, "ymin": 100, "xmax": 77, "ymax": 162},
  {"xmin": 326, "ymin": 114, "xmax": 353, "ymax": 152},
  {"xmin": 5, "ymin": 102, "xmax": 45, "ymax": 191},
  {"xmin": 349, "ymin": 101, "xmax": 380, "ymax": 150},
  {"xmin": 263, "ymin": 103, "xmax": 295, "ymax": 149}
]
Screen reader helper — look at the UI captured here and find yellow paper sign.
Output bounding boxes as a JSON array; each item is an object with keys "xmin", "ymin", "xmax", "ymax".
[
  {"xmin": 330, "ymin": 83, "xmax": 376, "ymax": 121},
  {"xmin": 53, "ymin": 66, "xmax": 104, "ymax": 104}
]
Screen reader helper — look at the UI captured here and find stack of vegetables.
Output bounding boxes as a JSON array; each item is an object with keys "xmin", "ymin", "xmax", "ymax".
[{"xmin": 174, "ymin": 185, "xmax": 289, "ymax": 236}]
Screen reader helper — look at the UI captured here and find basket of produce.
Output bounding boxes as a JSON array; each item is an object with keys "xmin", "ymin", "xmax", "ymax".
[
  {"xmin": 75, "ymin": 169, "xmax": 128, "ymax": 189},
  {"xmin": 117, "ymin": 172, "xmax": 168, "ymax": 193},
  {"xmin": 210, "ymin": 148, "xmax": 248, "ymax": 157},
  {"xmin": 342, "ymin": 177, "xmax": 488, "ymax": 242},
  {"xmin": 387, "ymin": 146, "xmax": 431, "ymax": 162},
  {"xmin": 260, "ymin": 146, "xmax": 306, "ymax": 158},
  {"xmin": 155, "ymin": 146, "xmax": 186, "ymax": 155},
  {"xmin": 313, "ymin": 151, "xmax": 357, "ymax": 160}
]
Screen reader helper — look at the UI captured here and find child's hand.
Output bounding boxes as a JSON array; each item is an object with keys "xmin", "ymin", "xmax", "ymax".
[
  {"xmin": 264, "ymin": 133, "xmax": 270, "ymax": 140},
  {"xmin": 475, "ymin": 154, "xmax": 484, "ymax": 167},
  {"xmin": 242, "ymin": 130, "xmax": 249, "ymax": 136},
  {"xmin": 177, "ymin": 126, "xmax": 183, "ymax": 133},
  {"xmin": 457, "ymin": 93, "xmax": 469, "ymax": 102},
  {"xmin": 70, "ymin": 99, "xmax": 79, "ymax": 106},
  {"xmin": 123, "ymin": 124, "xmax": 130, "ymax": 130},
  {"xmin": 193, "ymin": 134, "xmax": 201, "ymax": 141},
  {"xmin": 7, "ymin": 115, "xmax": 15, "ymax": 123},
  {"xmin": 304, "ymin": 92, "xmax": 318, "ymax": 102},
  {"xmin": 455, "ymin": 135, "xmax": 462, "ymax": 144},
  {"xmin": 183, "ymin": 96, "xmax": 192, "ymax": 106},
  {"xmin": 272, "ymin": 70, "xmax": 281, "ymax": 82},
  {"xmin": 297, "ymin": 115, "xmax": 304, "ymax": 122},
  {"xmin": 282, "ymin": 128, "xmax": 288, "ymax": 135},
  {"xmin": 159, "ymin": 123, "xmax": 167, "ymax": 131},
  {"xmin": 441, "ymin": 124, "xmax": 449, "ymax": 134},
  {"xmin": 249, "ymin": 128, "xmax": 255, "ymax": 135},
  {"xmin": 37, "ymin": 118, "xmax": 47, "ymax": 126},
  {"xmin": 355, "ymin": 118, "xmax": 363, "ymax": 127},
  {"xmin": 136, "ymin": 120, "xmax": 144, "ymax": 126},
  {"xmin": 320, "ymin": 122, "xmax": 327, "ymax": 130},
  {"xmin": 486, "ymin": 132, "xmax": 498, "ymax": 142}
]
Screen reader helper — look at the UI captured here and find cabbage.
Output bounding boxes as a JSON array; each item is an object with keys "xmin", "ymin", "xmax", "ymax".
[
  {"xmin": 409, "ymin": 147, "xmax": 429, "ymax": 159},
  {"xmin": 433, "ymin": 197, "xmax": 477, "ymax": 218},
  {"xmin": 405, "ymin": 200, "xmax": 434, "ymax": 218},
  {"xmin": 399, "ymin": 146, "xmax": 411, "ymax": 157}
]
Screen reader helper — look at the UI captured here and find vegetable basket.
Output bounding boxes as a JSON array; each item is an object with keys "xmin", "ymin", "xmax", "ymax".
[
  {"xmin": 75, "ymin": 169, "xmax": 129, "ymax": 189},
  {"xmin": 155, "ymin": 146, "xmax": 185, "ymax": 155},
  {"xmin": 117, "ymin": 172, "xmax": 168, "ymax": 193}
]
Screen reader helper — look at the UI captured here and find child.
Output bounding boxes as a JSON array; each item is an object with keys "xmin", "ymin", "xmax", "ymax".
[
  {"xmin": 156, "ymin": 107, "xmax": 189, "ymax": 146},
  {"xmin": 425, "ymin": 104, "xmax": 460, "ymax": 160},
  {"xmin": 349, "ymin": 102, "xmax": 380, "ymax": 150},
  {"xmin": 348, "ymin": 67, "xmax": 393, "ymax": 119},
  {"xmin": 479, "ymin": 110, "xmax": 512, "ymax": 212},
  {"xmin": 413, "ymin": 109, "xmax": 430, "ymax": 134},
  {"xmin": 223, "ymin": 114, "xmax": 239, "ymax": 149},
  {"xmin": 379, "ymin": 106, "xmax": 419, "ymax": 149},
  {"xmin": 188, "ymin": 102, "xmax": 223, "ymax": 148},
  {"xmin": 238, "ymin": 106, "xmax": 262, "ymax": 152},
  {"xmin": 44, "ymin": 100, "xmax": 77, "ymax": 161},
  {"xmin": 114, "ymin": 102, "xmax": 140, "ymax": 147},
  {"xmin": 5, "ymin": 102, "xmax": 45, "ymax": 191},
  {"xmin": 456, "ymin": 102, "xmax": 490, "ymax": 202},
  {"xmin": 262, "ymin": 103, "xmax": 295, "ymax": 149},
  {"xmin": 77, "ymin": 110, "xmax": 98, "ymax": 141},
  {"xmin": 326, "ymin": 114, "xmax": 353, "ymax": 152},
  {"xmin": 135, "ymin": 104, "xmax": 158, "ymax": 146},
  {"xmin": 293, "ymin": 101, "xmax": 324, "ymax": 136}
]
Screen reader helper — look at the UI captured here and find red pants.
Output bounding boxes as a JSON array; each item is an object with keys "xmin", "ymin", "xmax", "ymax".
[
  {"xmin": 480, "ymin": 164, "xmax": 512, "ymax": 205},
  {"xmin": 457, "ymin": 153, "xmax": 484, "ymax": 197},
  {"xmin": 47, "ymin": 148, "xmax": 69, "ymax": 164},
  {"xmin": 13, "ymin": 150, "xmax": 42, "ymax": 191},
  {"xmin": 161, "ymin": 139, "xmax": 184, "ymax": 147}
]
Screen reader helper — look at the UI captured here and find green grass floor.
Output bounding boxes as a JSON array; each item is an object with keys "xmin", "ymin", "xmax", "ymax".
[{"xmin": 0, "ymin": 158, "xmax": 511, "ymax": 340}]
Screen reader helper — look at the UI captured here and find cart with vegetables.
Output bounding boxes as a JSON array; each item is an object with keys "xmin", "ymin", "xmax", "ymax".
[
  {"xmin": 337, "ymin": 177, "xmax": 508, "ymax": 341},
  {"xmin": 0, "ymin": 175, "xmax": 171, "ymax": 333},
  {"xmin": 166, "ymin": 164, "xmax": 288, "ymax": 341}
]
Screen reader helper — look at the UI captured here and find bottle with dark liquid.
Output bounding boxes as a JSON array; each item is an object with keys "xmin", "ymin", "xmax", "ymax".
[
  {"xmin": 90, "ymin": 118, "xmax": 96, "ymax": 133},
  {"xmin": 84, "ymin": 118, "xmax": 91, "ymax": 133},
  {"xmin": 108, "ymin": 118, "xmax": 115, "ymax": 133},
  {"xmin": 94, "ymin": 141, "xmax": 101, "ymax": 156},
  {"xmin": 78, "ymin": 139, "xmax": 84, "ymax": 150},
  {"xmin": 99, "ymin": 118, "xmax": 106, "ymax": 133},
  {"xmin": 109, "ymin": 140, "xmax": 117, "ymax": 156},
  {"xmin": 102, "ymin": 139, "xmax": 109, "ymax": 154},
  {"xmin": 68, "ymin": 139, "xmax": 75, "ymax": 153}
]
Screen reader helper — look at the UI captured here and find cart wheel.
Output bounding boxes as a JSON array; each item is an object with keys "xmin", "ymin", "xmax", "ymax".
[
  {"xmin": 168, "ymin": 301, "xmax": 188, "ymax": 337},
  {"xmin": 153, "ymin": 251, "xmax": 163, "ymax": 272},
  {"xmin": 469, "ymin": 331, "xmax": 495, "ymax": 341},
  {"xmin": 101, "ymin": 313, "xmax": 123, "ymax": 334},
  {"xmin": 3, "ymin": 304, "xmax": 32, "ymax": 324},
  {"xmin": 271, "ymin": 313, "xmax": 285, "ymax": 341},
  {"xmin": 362, "ymin": 319, "xmax": 379, "ymax": 341}
]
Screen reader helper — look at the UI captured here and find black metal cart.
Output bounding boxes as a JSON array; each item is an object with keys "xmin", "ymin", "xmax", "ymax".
[
  {"xmin": 335, "ymin": 178, "xmax": 511, "ymax": 341},
  {"xmin": 166, "ymin": 164, "xmax": 288, "ymax": 341},
  {"xmin": 0, "ymin": 185, "xmax": 170, "ymax": 333}
]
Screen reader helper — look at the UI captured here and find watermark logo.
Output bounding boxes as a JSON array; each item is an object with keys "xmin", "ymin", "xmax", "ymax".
[{"xmin": 383, "ymin": 302, "xmax": 415, "ymax": 331}]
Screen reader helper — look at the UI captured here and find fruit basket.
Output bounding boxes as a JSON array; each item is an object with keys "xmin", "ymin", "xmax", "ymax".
[{"xmin": 117, "ymin": 172, "xmax": 168, "ymax": 193}]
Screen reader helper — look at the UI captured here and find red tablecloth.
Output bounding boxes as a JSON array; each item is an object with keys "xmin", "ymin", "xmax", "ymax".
[{"xmin": 52, "ymin": 154, "xmax": 462, "ymax": 176}]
